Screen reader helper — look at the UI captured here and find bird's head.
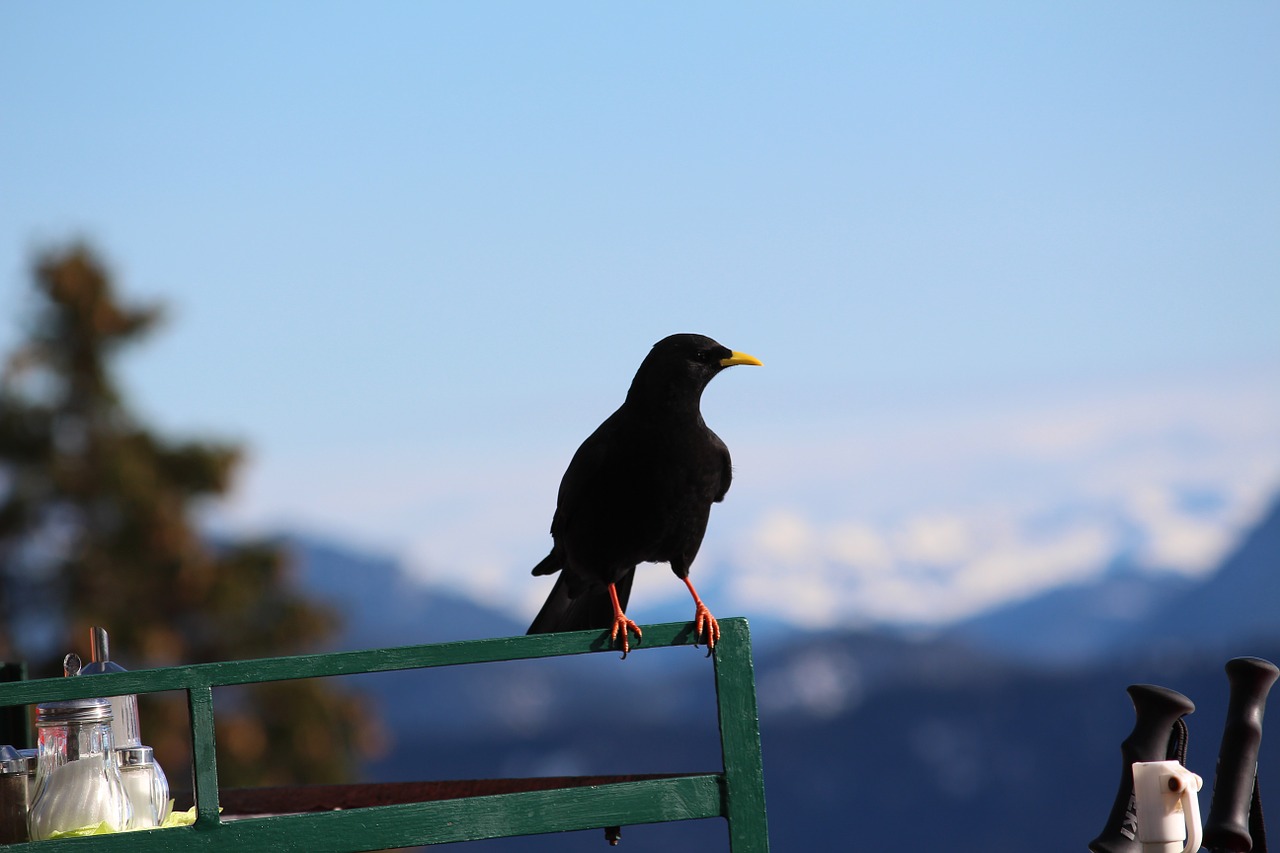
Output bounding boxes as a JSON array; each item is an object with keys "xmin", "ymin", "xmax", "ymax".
[{"xmin": 626, "ymin": 333, "xmax": 763, "ymax": 411}]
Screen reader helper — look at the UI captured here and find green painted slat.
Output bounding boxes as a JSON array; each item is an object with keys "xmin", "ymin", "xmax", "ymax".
[
  {"xmin": 0, "ymin": 622, "xmax": 707, "ymax": 706},
  {"xmin": 714, "ymin": 620, "xmax": 771, "ymax": 853},
  {"xmin": 187, "ymin": 687, "xmax": 221, "ymax": 827},
  {"xmin": 0, "ymin": 775, "xmax": 724, "ymax": 852}
]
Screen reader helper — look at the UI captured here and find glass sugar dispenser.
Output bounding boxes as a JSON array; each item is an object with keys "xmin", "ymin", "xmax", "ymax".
[
  {"xmin": 79, "ymin": 628, "xmax": 141, "ymax": 753},
  {"xmin": 27, "ymin": 696, "xmax": 132, "ymax": 839},
  {"xmin": 78, "ymin": 627, "xmax": 171, "ymax": 828}
]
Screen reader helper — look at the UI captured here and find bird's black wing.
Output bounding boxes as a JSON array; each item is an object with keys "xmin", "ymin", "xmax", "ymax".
[
  {"xmin": 528, "ymin": 405, "xmax": 639, "ymax": 637},
  {"xmin": 530, "ymin": 408, "xmax": 624, "ymax": 579},
  {"xmin": 550, "ymin": 410, "xmax": 672, "ymax": 581},
  {"xmin": 710, "ymin": 428, "xmax": 732, "ymax": 504}
]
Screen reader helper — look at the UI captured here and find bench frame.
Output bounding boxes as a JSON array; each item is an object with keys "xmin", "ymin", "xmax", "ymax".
[{"xmin": 0, "ymin": 618, "xmax": 769, "ymax": 851}]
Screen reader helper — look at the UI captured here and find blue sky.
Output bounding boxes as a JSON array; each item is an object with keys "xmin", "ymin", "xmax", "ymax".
[{"xmin": 2, "ymin": 3, "xmax": 1278, "ymax": 627}]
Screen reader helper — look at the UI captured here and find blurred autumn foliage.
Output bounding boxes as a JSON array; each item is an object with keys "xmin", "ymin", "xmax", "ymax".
[{"xmin": 0, "ymin": 244, "xmax": 382, "ymax": 787}]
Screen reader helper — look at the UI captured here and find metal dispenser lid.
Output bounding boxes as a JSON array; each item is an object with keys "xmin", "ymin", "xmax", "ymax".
[
  {"xmin": 78, "ymin": 628, "xmax": 127, "ymax": 676},
  {"xmin": 115, "ymin": 746, "xmax": 154, "ymax": 768},
  {"xmin": 35, "ymin": 697, "xmax": 113, "ymax": 726},
  {"xmin": 0, "ymin": 745, "xmax": 23, "ymax": 775}
]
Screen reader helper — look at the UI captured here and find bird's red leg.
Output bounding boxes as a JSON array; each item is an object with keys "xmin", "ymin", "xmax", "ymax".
[
  {"xmin": 682, "ymin": 577, "xmax": 721, "ymax": 650},
  {"xmin": 608, "ymin": 582, "xmax": 642, "ymax": 658}
]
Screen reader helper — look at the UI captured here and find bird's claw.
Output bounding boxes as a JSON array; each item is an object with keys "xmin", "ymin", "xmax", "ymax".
[
  {"xmin": 693, "ymin": 604, "xmax": 720, "ymax": 652},
  {"xmin": 610, "ymin": 614, "xmax": 642, "ymax": 658}
]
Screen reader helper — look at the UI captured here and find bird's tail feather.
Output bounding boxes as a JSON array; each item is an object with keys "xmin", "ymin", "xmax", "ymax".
[
  {"xmin": 530, "ymin": 551, "xmax": 559, "ymax": 576},
  {"xmin": 527, "ymin": 570, "xmax": 636, "ymax": 635}
]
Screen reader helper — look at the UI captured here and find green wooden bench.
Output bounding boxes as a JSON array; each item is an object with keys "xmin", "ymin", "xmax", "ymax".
[{"xmin": 0, "ymin": 618, "xmax": 769, "ymax": 851}]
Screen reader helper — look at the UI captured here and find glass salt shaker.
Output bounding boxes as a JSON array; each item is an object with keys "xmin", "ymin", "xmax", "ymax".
[
  {"xmin": 28, "ymin": 697, "xmax": 132, "ymax": 839},
  {"xmin": 117, "ymin": 745, "xmax": 170, "ymax": 827},
  {"xmin": 0, "ymin": 745, "xmax": 29, "ymax": 844}
]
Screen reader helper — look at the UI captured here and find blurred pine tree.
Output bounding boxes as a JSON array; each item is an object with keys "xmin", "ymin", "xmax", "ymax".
[{"xmin": 0, "ymin": 244, "xmax": 382, "ymax": 788}]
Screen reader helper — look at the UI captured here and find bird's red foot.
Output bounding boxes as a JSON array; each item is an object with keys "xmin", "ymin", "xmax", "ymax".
[
  {"xmin": 693, "ymin": 603, "xmax": 721, "ymax": 651},
  {"xmin": 610, "ymin": 613, "xmax": 642, "ymax": 658}
]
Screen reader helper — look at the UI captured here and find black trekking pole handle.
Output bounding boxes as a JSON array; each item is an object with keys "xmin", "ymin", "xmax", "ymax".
[
  {"xmin": 1090, "ymin": 684, "xmax": 1197, "ymax": 853},
  {"xmin": 1204, "ymin": 656, "xmax": 1279, "ymax": 853}
]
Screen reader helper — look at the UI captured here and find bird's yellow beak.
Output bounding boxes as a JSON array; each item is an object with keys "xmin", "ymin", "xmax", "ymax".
[{"xmin": 720, "ymin": 350, "xmax": 763, "ymax": 368}]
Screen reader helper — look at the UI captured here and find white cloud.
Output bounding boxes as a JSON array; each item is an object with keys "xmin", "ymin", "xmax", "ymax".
[
  {"xmin": 709, "ymin": 371, "xmax": 1280, "ymax": 627},
  {"xmin": 754, "ymin": 511, "xmax": 821, "ymax": 566},
  {"xmin": 825, "ymin": 522, "xmax": 894, "ymax": 575},
  {"xmin": 1123, "ymin": 485, "xmax": 1239, "ymax": 576},
  {"xmin": 725, "ymin": 504, "xmax": 1123, "ymax": 626},
  {"xmin": 954, "ymin": 522, "xmax": 1117, "ymax": 603},
  {"xmin": 894, "ymin": 514, "xmax": 975, "ymax": 566}
]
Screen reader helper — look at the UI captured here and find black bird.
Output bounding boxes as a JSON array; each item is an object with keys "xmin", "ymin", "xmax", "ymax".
[{"xmin": 527, "ymin": 333, "xmax": 762, "ymax": 655}]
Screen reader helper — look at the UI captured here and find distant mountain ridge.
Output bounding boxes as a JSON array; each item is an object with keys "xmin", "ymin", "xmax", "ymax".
[
  {"xmin": 286, "ymin": 492, "xmax": 1280, "ymax": 671},
  {"xmin": 948, "ymin": 496, "xmax": 1280, "ymax": 665},
  {"xmin": 1138, "ymin": 494, "xmax": 1280, "ymax": 652},
  {"xmin": 285, "ymin": 534, "xmax": 525, "ymax": 649}
]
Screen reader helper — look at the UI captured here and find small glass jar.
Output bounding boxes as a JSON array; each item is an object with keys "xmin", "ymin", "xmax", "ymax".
[
  {"xmin": 28, "ymin": 697, "xmax": 132, "ymax": 840},
  {"xmin": 117, "ymin": 745, "xmax": 171, "ymax": 828}
]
